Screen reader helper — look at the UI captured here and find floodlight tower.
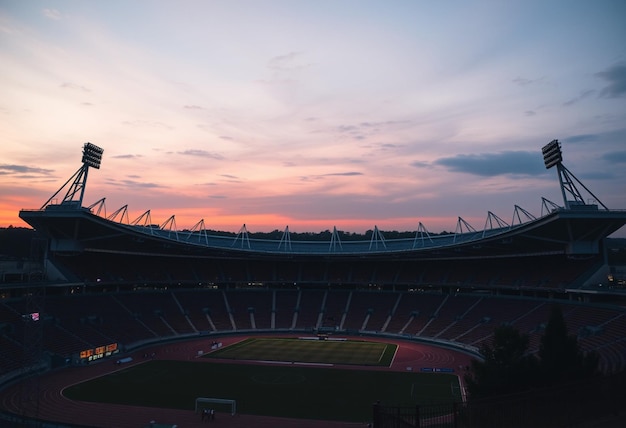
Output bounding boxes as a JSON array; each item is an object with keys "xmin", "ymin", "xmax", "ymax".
[
  {"xmin": 542, "ymin": 139, "xmax": 607, "ymax": 210},
  {"xmin": 41, "ymin": 142, "xmax": 104, "ymax": 209}
]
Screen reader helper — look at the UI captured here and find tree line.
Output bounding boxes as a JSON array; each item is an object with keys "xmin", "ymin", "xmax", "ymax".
[
  {"xmin": 198, "ymin": 228, "xmax": 449, "ymax": 241},
  {"xmin": 464, "ymin": 304, "xmax": 599, "ymax": 400}
]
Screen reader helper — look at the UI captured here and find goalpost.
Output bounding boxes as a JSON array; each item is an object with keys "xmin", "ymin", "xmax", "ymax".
[{"xmin": 195, "ymin": 397, "xmax": 236, "ymax": 416}]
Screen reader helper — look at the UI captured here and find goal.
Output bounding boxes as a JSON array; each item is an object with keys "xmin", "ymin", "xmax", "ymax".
[{"xmin": 195, "ymin": 397, "xmax": 236, "ymax": 416}]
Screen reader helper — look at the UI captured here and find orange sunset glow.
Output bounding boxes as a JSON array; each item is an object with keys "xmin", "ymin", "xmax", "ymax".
[{"xmin": 1, "ymin": 1, "xmax": 625, "ymax": 236}]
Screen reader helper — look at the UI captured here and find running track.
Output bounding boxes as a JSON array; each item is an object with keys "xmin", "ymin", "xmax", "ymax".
[{"xmin": 0, "ymin": 336, "xmax": 474, "ymax": 428}]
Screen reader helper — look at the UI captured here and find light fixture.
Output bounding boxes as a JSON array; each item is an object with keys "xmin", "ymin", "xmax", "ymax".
[
  {"xmin": 82, "ymin": 142, "xmax": 104, "ymax": 169},
  {"xmin": 541, "ymin": 139, "xmax": 562, "ymax": 169}
]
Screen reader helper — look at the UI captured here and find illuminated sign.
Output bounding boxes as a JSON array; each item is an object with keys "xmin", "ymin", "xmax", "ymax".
[
  {"xmin": 22, "ymin": 312, "xmax": 40, "ymax": 322},
  {"xmin": 79, "ymin": 343, "xmax": 119, "ymax": 361}
]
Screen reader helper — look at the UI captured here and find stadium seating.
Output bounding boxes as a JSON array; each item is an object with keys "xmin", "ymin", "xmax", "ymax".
[
  {"xmin": 273, "ymin": 289, "xmax": 299, "ymax": 329},
  {"xmin": 2, "ymin": 288, "xmax": 626, "ymax": 378},
  {"xmin": 293, "ymin": 289, "xmax": 325, "ymax": 330},
  {"xmin": 321, "ymin": 289, "xmax": 351, "ymax": 330}
]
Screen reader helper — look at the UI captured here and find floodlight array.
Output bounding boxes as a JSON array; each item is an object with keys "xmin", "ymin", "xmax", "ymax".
[
  {"xmin": 82, "ymin": 142, "xmax": 104, "ymax": 169},
  {"xmin": 542, "ymin": 139, "xmax": 562, "ymax": 169}
]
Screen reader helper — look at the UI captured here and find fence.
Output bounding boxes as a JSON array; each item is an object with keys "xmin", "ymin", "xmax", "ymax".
[{"xmin": 372, "ymin": 371, "xmax": 625, "ymax": 428}]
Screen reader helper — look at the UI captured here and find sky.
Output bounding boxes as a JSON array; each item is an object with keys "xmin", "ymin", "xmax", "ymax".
[{"xmin": 1, "ymin": 0, "xmax": 625, "ymax": 236}]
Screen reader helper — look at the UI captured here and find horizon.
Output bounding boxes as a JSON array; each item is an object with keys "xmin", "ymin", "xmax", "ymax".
[{"xmin": 1, "ymin": 1, "xmax": 625, "ymax": 237}]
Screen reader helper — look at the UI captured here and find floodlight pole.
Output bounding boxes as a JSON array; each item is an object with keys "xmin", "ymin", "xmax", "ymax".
[
  {"xmin": 40, "ymin": 166, "xmax": 83, "ymax": 209},
  {"xmin": 556, "ymin": 163, "xmax": 608, "ymax": 210},
  {"xmin": 556, "ymin": 163, "xmax": 573, "ymax": 210},
  {"xmin": 40, "ymin": 142, "xmax": 103, "ymax": 209},
  {"xmin": 63, "ymin": 164, "xmax": 90, "ymax": 206},
  {"xmin": 542, "ymin": 139, "xmax": 607, "ymax": 210}
]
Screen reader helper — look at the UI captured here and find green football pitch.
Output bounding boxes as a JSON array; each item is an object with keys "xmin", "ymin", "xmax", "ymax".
[
  {"xmin": 64, "ymin": 338, "xmax": 461, "ymax": 422},
  {"xmin": 205, "ymin": 337, "xmax": 397, "ymax": 366}
]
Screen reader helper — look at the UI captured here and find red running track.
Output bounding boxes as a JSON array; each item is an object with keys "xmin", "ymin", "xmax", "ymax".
[{"xmin": 0, "ymin": 335, "xmax": 474, "ymax": 428}]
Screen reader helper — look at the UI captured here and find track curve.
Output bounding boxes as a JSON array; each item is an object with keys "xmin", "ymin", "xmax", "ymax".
[{"xmin": 0, "ymin": 335, "xmax": 473, "ymax": 428}]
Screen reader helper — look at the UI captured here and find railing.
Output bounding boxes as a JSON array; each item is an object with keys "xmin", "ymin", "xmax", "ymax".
[
  {"xmin": 373, "ymin": 371, "xmax": 626, "ymax": 428},
  {"xmin": 373, "ymin": 401, "xmax": 458, "ymax": 427}
]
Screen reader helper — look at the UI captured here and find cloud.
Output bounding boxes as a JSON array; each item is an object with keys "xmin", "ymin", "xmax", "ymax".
[
  {"xmin": 360, "ymin": 120, "xmax": 409, "ymax": 128},
  {"xmin": 410, "ymin": 160, "xmax": 430, "ymax": 168},
  {"xmin": 106, "ymin": 178, "xmax": 165, "ymax": 189},
  {"xmin": 42, "ymin": 9, "xmax": 62, "ymax": 20},
  {"xmin": 524, "ymin": 110, "xmax": 536, "ymax": 117},
  {"xmin": 334, "ymin": 122, "xmax": 400, "ymax": 141},
  {"xmin": 564, "ymin": 134, "xmax": 597, "ymax": 143},
  {"xmin": 512, "ymin": 76, "xmax": 544, "ymax": 86},
  {"xmin": 183, "ymin": 105, "xmax": 203, "ymax": 110},
  {"xmin": 563, "ymin": 89, "xmax": 595, "ymax": 106},
  {"xmin": 178, "ymin": 149, "xmax": 224, "ymax": 159},
  {"xmin": 0, "ymin": 164, "xmax": 54, "ymax": 175},
  {"xmin": 262, "ymin": 51, "xmax": 313, "ymax": 86},
  {"xmin": 512, "ymin": 77, "xmax": 533, "ymax": 86},
  {"xmin": 361, "ymin": 142, "xmax": 403, "ymax": 153},
  {"xmin": 433, "ymin": 151, "xmax": 545, "ymax": 177},
  {"xmin": 219, "ymin": 174, "xmax": 241, "ymax": 183},
  {"xmin": 112, "ymin": 154, "xmax": 143, "ymax": 159},
  {"xmin": 596, "ymin": 62, "xmax": 626, "ymax": 98},
  {"xmin": 337, "ymin": 121, "xmax": 408, "ymax": 136},
  {"xmin": 601, "ymin": 151, "xmax": 626, "ymax": 164},
  {"xmin": 268, "ymin": 52, "xmax": 303, "ymax": 71},
  {"xmin": 564, "ymin": 128, "xmax": 626, "ymax": 145},
  {"xmin": 337, "ymin": 125, "xmax": 358, "ymax": 133},
  {"xmin": 321, "ymin": 172, "xmax": 363, "ymax": 177},
  {"xmin": 60, "ymin": 82, "xmax": 91, "ymax": 92},
  {"xmin": 299, "ymin": 171, "xmax": 364, "ymax": 182}
]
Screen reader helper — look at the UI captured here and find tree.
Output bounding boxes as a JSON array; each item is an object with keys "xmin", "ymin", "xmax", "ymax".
[
  {"xmin": 538, "ymin": 304, "xmax": 599, "ymax": 386},
  {"xmin": 465, "ymin": 324, "xmax": 538, "ymax": 399}
]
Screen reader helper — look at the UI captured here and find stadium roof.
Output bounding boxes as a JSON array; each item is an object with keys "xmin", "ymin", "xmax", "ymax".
[
  {"xmin": 19, "ymin": 201, "xmax": 626, "ymax": 260},
  {"xmin": 18, "ymin": 141, "xmax": 626, "ymax": 261}
]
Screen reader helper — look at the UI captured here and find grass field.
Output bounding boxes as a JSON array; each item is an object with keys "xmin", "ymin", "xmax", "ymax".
[
  {"xmin": 63, "ymin": 339, "xmax": 461, "ymax": 422},
  {"xmin": 205, "ymin": 337, "xmax": 397, "ymax": 366}
]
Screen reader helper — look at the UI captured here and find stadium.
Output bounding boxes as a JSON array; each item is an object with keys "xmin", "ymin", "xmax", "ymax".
[{"xmin": 1, "ymin": 140, "xmax": 626, "ymax": 427}]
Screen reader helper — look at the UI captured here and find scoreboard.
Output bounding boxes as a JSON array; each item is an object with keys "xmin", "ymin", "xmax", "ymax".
[{"xmin": 79, "ymin": 343, "xmax": 119, "ymax": 362}]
